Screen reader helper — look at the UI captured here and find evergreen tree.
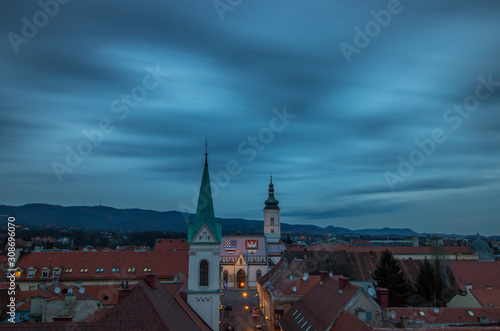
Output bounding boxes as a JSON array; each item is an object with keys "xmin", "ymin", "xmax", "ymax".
[
  {"xmin": 416, "ymin": 258, "xmax": 444, "ymax": 304},
  {"xmin": 373, "ymin": 249, "xmax": 410, "ymax": 306}
]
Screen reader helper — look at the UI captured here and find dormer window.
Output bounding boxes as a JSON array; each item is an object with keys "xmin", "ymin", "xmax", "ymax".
[
  {"xmin": 41, "ymin": 269, "xmax": 49, "ymax": 278},
  {"xmin": 144, "ymin": 267, "xmax": 152, "ymax": 272},
  {"xmin": 80, "ymin": 268, "xmax": 88, "ymax": 273},
  {"xmin": 96, "ymin": 268, "xmax": 104, "ymax": 273},
  {"xmin": 65, "ymin": 268, "xmax": 73, "ymax": 273},
  {"xmin": 127, "ymin": 268, "xmax": 136, "ymax": 273},
  {"xmin": 112, "ymin": 268, "xmax": 120, "ymax": 272},
  {"xmin": 52, "ymin": 269, "xmax": 60, "ymax": 278},
  {"xmin": 27, "ymin": 269, "xmax": 35, "ymax": 278}
]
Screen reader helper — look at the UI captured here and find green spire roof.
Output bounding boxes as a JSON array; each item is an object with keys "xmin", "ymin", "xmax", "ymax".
[
  {"xmin": 264, "ymin": 175, "xmax": 279, "ymax": 210},
  {"xmin": 188, "ymin": 152, "xmax": 222, "ymax": 243}
]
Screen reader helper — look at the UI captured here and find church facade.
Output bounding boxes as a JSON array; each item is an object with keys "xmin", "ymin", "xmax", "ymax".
[{"xmin": 220, "ymin": 177, "xmax": 284, "ymax": 290}]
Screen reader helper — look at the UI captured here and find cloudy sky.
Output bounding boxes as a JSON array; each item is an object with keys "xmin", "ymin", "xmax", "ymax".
[{"xmin": 1, "ymin": 0, "xmax": 500, "ymax": 235}]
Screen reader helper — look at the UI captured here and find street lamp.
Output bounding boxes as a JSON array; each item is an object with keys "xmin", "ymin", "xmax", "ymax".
[{"xmin": 243, "ymin": 292, "xmax": 247, "ymax": 297}]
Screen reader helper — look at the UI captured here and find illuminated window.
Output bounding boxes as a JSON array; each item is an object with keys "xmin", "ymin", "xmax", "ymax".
[
  {"xmin": 199, "ymin": 260, "xmax": 209, "ymax": 286},
  {"xmin": 65, "ymin": 268, "xmax": 73, "ymax": 273},
  {"xmin": 467, "ymin": 311, "xmax": 474, "ymax": 317},
  {"xmin": 419, "ymin": 311, "xmax": 425, "ymax": 317},
  {"xmin": 112, "ymin": 268, "xmax": 120, "ymax": 272},
  {"xmin": 127, "ymin": 268, "xmax": 136, "ymax": 273},
  {"xmin": 15, "ymin": 270, "xmax": 21, "ymax": 278},
  {"xmin": 144, "ymin": 267, "xmax": 152, "ymax": 272},
  {"xmin": 80, "ymin": 268, "xmax": 88, "ymax": 273},
  {"xmin": 95, "ymin": 268, "xmax": 104, "ymax": 273}
]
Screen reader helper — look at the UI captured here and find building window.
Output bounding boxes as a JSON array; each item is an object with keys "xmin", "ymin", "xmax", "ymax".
[
  {"xmin": 80, "ymin": 268, "xmax": 88, "ymax": 273},
  {"xmin": 96, "ymin": 268, "xmax": 104, "ymax": 273},
  {"xmin": 271, "ymin": 229, "xmax": 275, "ymax": 233},
  {"xmin": 112, "ymin": 268, "xmax": 120, "ymax": 272},
  {"xmin": 19, "ymin": 313, "xmax": 26, "ymax": 321},
  {"xmin": 199, "ymin": 260, "xmax": 209, "ymax": 286},
  {"xmin": 15, "ymin": 270, "xmax": 21, "ymax": 278},
  {"xmin": 256, "ymin": 269, "xmax": 262, "ymax": 279},
  {"xmin": 270, "ymin": 217, "xmax": 274, "ymax": 225},
  {"xmin": 41, "ymin": 270, "xmax": 49, "ymax": 278},
  {"xmin": 65, "ymin": 268, "xmax": 73, "ymax": 273},
  {"xmin": 223, "ymin": 270, "xmax": 229, "ymax": 281},
  {"xmin": 127, "ymin": 268, "xmax": 136, "ymax": 273},
  {"xmin": 144, "ymin": 267, "xmax": 152, "ymax": 272},
  {"xmin": 52, "ymin": 269, "xmax": 60, "ymax": 278}
]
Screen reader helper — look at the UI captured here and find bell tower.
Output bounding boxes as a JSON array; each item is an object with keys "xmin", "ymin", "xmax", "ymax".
[
  {"xmin": 187, "ymin": 144, "xmax": 221, "ymax": 331},
  {"xmin": 263, "ymin": 176, "xmax": 280, "ymax": 244}
]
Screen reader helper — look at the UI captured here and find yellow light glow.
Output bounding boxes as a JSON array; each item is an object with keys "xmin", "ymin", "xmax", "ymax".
[
  {"xmin": 245, "ymin": 306, "xmax": 249, "ymax": 309},
  {"xmin": 240, "ymin": 282, "xmax": 245, "ymax": 287},
  {"xmin": 243, "ymin": 292, "xmax": 247, "ymax": 297}
]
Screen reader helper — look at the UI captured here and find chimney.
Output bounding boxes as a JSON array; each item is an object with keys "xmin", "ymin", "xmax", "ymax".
[
  {"xmin": 412, "ymin": 236, "xmax": 419, "ymax": 247},
  {"xmin": 466, "ymin": 282, "xmax": 472, "ymax": 293},
  {"xmin": 339, "ymin": 277, "xmax": 349, "ymax": 291},
  {"xmin": 320, "ymin": 271, "xmax": 328, "ymax": 283},
  {"xmin": 400, "ymin": 316, "xmax": 409, "ymax": 328},
  {"xmin": 145, "ymin": 273, "xmax": 157, "ymax": 289},
  {"xmin": 118, "ymin": 280, "xmax": 132, "ymax": 302},
  {"xmin": 376, "ymin": 288, "xmax": 389, "ymax": 308}
]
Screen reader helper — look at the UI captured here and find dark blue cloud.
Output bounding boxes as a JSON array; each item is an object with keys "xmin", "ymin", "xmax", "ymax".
[{"xmin": 1, "ymin": 0, "xmax": 500, "ymax": 234}]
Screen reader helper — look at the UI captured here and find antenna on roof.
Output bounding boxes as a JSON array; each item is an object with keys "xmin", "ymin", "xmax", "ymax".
[
  {"xmin": 434, "ymin": 307, "xmax": 439, "ymax": 314},
  {"xmin": 390, "ymin": 311, "xmax": 396, "ymax": 319},
  {"xmin": 79, "ymin": 287, "xmax": 85, "ymax": 294},
  {"xmin": 368, "ymin": 287, "xmax": 376, "ymax": 297},
  {"xmin": 54, "ymin": 287, "xmax": 61, "ymax": 294}
]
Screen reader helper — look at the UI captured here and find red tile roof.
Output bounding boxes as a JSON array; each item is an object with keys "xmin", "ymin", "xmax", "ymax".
[
  {"xmin": 448, "ymin": 260, "xmax": 500, "ymax": 292},
  {"xmin": 259, "ymin": 259, "xmax": 321, "ymax": 298},
  {"xmin": 471, "ymin": 289, "xmax": 500, "ymax": 307},
  {"xmin": 15, "ymin": 250, "xmax": 187, "ymax": 281},
  {"xmin": 154, "ymin": 238, "xmax": 189, "ymax": 251},
  {"xmin": 331, "ymin": 310, "xmax": 373, "ymax": 331},
  {"xmin": 306, "ymin": 244, "xmax": 475, "ymax": 255},
  {"xmin": 279, "ymin": 276, "xmax": 361, "ymax": 331},
  {"xmin": 389, "ymin": 307, "xmax": 500, "ymax": 325},
  {"xmin": 1, "ymin": 277, "xmax": 210, "ymax": 330}
]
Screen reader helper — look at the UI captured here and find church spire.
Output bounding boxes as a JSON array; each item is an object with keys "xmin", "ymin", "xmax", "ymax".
[
  {"xmin": 265, "ymin": 175, "xmax": 279, "ymax": 209},
  {"xmin": 188, "ymin": 142, "xmax": 221, "ymax": 242}
]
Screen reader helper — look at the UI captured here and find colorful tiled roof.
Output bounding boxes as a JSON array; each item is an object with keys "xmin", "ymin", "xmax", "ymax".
[
  {"xmin": 15, "ymin": 250, "xmax": 187, "ymax": 281},
  {"xmin": 220, "ymin": 236, "xmax": 267, "ymax": 259}
]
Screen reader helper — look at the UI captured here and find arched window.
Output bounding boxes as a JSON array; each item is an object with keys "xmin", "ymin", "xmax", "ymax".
[
  {"xmin": 199, "ymin": 260, "xmax": 209, "ymax": 286},
  {"xmin": 256, "ymin": 269, "xmax": 262, "ymax": 279},
  {"xmin": 223, "ymin": 270, "xmax": 229, "ymax": 281},
  {"xmin": 270, "ymin": 217, "xmax": 274, "ymax": 225}
]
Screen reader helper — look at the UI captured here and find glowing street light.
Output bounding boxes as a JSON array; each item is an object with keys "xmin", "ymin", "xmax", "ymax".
[{"xmin": 242, "ymin": 292, "xmax": 247, "ymax": 297}]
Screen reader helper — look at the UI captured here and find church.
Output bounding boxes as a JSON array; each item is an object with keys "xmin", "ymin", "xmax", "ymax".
[
  {"xmin": 220, "ymin": 176, "xmax": 284, "ymax": 290},
  {"xmin": 186, "ymin": 149, "xmax": 284, "ymax": 329}
]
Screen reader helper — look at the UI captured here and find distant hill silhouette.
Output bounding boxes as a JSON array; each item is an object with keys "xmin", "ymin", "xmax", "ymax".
[{"xmin": 1, "ymin": 203, "xmax": 422, "ymax": 236}]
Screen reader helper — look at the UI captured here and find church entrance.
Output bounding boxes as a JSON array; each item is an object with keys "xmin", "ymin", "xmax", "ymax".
[{"xmin": 237, "ymin": 269, "xmax": 246, "ymax": 288}]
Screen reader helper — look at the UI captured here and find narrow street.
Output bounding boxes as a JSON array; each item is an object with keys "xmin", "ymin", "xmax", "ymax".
[{"xmin": 220, "ymin": 289, "xmax": 269, "ymax": 331}]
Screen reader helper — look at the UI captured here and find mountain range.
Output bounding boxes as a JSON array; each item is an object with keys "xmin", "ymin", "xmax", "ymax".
[{"xmin": 0, "ymin": 203, "xmax": 486, "ymax": 238}]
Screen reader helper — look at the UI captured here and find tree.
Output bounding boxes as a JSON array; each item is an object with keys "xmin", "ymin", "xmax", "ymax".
[
  {"xmin": 416, "ymin": 258, "xmax": 444, "ymax": 304},
  {"xmin": 373, "ymin": 249, "xmax": 410, "ymax": 306}
]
